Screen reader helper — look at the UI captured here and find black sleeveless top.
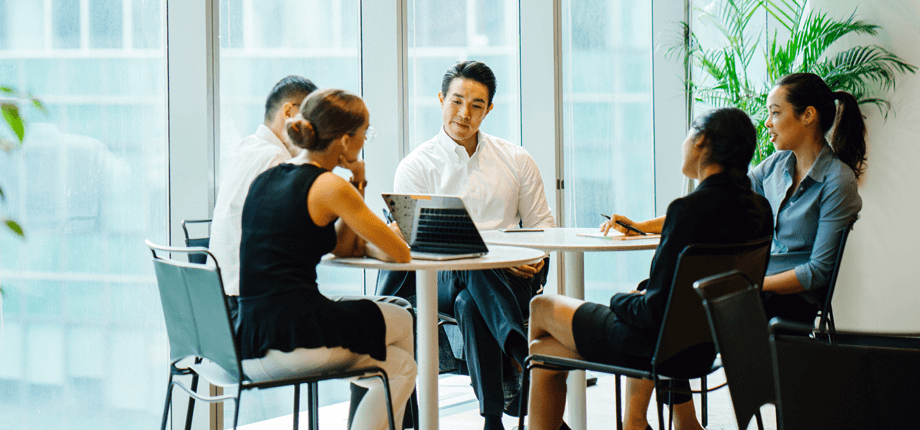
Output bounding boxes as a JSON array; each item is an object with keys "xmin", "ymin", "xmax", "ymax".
[{"xmin": 236, "ymin": 163, "xmax": 386, "ymax": 361}]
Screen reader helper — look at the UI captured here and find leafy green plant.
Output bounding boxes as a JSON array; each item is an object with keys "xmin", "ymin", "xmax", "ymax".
[
  {"xmin": 1, "ymin": 86, "xmax": 44, "ymax": 238},
  {"xmin": 675, "ymin": 0, "xmax": 917, "ymax": 165}
]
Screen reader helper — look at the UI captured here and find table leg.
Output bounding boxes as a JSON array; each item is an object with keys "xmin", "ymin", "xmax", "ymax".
[
  {"xmin": 564, "ymin": 251, "xmax": 587, "ymax": 430},
  {"xmin": 416, "ymin": 269, "xmax": 439, "ymax": 430}
]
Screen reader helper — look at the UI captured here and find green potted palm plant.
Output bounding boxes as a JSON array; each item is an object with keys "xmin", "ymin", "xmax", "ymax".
[{"xmin": 676, "ymin": 0, "xmax": 917, "ymax": 164}]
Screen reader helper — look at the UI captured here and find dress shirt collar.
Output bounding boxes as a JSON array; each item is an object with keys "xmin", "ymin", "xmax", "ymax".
[
  {"xmin": 781, "ymin": 144, "xmax": 835, "ymax": 185},
  {"xmin": 436, "ymin": 126, "xmax": 489, "ymax": 161},
  {"xmin": 255, "ymin": 124, "xmax": 296, "ymax": 158}
]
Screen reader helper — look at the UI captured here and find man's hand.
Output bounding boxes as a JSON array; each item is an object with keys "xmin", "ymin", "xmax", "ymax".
[{"xmin": 504, "ymin": 259, "xmax": 546, "ymax": 279}]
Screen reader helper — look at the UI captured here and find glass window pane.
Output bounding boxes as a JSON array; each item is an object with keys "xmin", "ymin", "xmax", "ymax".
[
  {"xmin": 407, "ymin": 0, "xmax": 521, "ymax": 153},
  {"xmin": 562, "ymin": 0, "xmax": 655, "ymax": 303},
  {"xmin": 53, "ymin": 0, "xmax": 81, "ymax": 49},
  {"xmin": 217, "ymin": 1, "xmax": 362, "ymax": 425},
  {"xmin": 0, "ymin": 0, "xmax": 169, "ymax": 428}
]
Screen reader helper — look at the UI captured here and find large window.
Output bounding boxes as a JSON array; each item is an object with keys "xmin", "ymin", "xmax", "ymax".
[
  {"xmin": 561, "ymin": 0, "xmax": 655, "ymax": 303},
  {"xmin": 407, "ymin": 0, "xmax": 520, "ymax": 153},
  {"xmin": 217, "ymin": 1, "xmax": 362, "ymax": 426},
  {"xmin": 0, "ymin": 0, "xmax": 168, "ymax": 428},
  {"xmin": 218, "ymin": 0, "xmax": 364, "ymax": 296}
]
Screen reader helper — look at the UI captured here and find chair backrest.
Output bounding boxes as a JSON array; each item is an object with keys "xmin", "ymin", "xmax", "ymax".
[
  {"xmin": 817, "ymin": 215, "xmax": 858, "ymax": 335},
  {"xmin": 770, "ymin": 331, "xmax": 920, "ymax": 429},
  {"xmin": 696, "ymin": 273, "xmax": 775, "ymax": 430},
  {"xmin": 652, "ymin": 236, "xmax": 772, "ymax": 375},
  {"xmin": 146, "ymin": 240, "xmax": 242, "ymax": 383},
  {"xmin": 181, "ymin": 219, "xmax": 213, "ymax": 264}
]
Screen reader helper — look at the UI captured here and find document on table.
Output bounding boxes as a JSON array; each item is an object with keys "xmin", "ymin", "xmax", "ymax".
[{"xmin": 575, "ymin": 231, "xmax": 662, "ymax": 240}]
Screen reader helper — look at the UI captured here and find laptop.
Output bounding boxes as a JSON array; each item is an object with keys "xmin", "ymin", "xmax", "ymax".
[{"xmin": 382, "ymin": 194, "xmax": 489, "ymax": 260}]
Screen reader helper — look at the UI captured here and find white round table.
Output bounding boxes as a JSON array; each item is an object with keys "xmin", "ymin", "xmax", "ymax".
[
  {"xmin": 322, "ymin": 245, "xmax": 546, "ymax": 430},
  {"xmin": 480, "ymin": 227, "xmax": 660, "ymax": 430}
]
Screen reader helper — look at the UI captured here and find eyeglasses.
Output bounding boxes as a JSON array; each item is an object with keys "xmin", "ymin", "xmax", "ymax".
[{"xmin": 365, "ymin": 125, "xmax": 377, "ymax": 143}]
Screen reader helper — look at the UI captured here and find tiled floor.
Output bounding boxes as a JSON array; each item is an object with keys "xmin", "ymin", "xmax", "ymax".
[{"xmin": 239, "ymin": 371, "xmax": 777, "ymax": 430}]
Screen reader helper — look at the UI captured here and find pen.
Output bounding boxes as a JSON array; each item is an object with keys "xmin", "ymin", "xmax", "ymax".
[
  {"xmin": 600, "ymin": 213, "xmax": 648, "ymax": 236},
  {"xmin": 382, "ymin": 208, "xmax": 395, "ymax": 223}
]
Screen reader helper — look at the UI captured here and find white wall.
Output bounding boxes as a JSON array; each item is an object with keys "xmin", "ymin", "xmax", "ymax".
[{"xmin": 812, "ymin": 0, "xmax": 920, "ymax": 332}]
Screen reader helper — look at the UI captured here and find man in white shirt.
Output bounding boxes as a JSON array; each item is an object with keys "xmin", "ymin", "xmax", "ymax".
[
  {"xmin": 393, "ymin": 61, "xmax": 555, "ymax": 430},
  {"xmin": 209, "ymin": 76, "xmax": 317, "ymax": 316}
]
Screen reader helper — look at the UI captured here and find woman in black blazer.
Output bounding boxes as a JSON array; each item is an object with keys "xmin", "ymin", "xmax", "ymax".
[{"xmin": 526, "ymin": 108, "xmax": 773, "ymax": 430}]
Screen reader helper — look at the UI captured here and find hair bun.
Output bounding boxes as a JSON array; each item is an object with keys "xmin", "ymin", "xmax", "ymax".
[{"xmin": 286, "ymin": 116, "xmax": 316, "ymax": 149}]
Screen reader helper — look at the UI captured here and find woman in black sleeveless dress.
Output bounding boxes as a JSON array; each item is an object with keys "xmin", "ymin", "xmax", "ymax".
[
  {"xmin": 525, "ymin": 108, "xmax": 774, "ymax": 430},
  {"xmin": 237, "ymin": 89, "xmax": 414, "ymax": 430}
]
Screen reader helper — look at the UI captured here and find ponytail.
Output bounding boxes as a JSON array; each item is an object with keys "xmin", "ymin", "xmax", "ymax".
[
  {"xmin": 776, "ymin": 73, "xmax": 868, "ymax": 179},
  {"xmin": 830, "ymin": 91, "xmax": 867, "ymax": 179}
]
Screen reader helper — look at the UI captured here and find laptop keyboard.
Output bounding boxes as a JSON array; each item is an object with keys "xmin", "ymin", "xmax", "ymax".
[{"xmin": 415, "ymin": 208, "xmax": 484, "ymax": 250}]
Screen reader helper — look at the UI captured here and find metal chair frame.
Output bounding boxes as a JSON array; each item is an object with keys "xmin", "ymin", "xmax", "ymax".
[
  {"xmin": 815, "ymin": 215, "xmax": 858, "ymax": 344},
  {"xmin": 148, "ymin": 241, "xmax": 397, "ymax": 430},
  {"xmin": 517, "ymin": 237, "xmax": 772, "ymax": 430}
]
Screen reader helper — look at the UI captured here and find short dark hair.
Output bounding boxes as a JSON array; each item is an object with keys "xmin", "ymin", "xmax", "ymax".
[
  {"xmin": 264, "ymin": 75, "xmax": 318, "ymax": 122},
  {"xmin": 440, "ymin": 61, "xmax": 496, "ymax": 105},
  {"xmin": 691, "ymin": 107, "xmax": 758, "ymax": 175}
]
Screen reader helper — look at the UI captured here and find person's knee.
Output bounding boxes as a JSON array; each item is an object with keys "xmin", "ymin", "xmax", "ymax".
[{"xmin": 453, "ymin": 289, "xmax": 477, "ymax": 319}]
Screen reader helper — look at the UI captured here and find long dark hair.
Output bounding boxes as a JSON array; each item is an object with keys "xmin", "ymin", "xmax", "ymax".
[
  {"xmin": 776, "ymin": 73, "xmax": 867, "ymax": 179},
  {"xmin": 691, "ymin": 107, "xmax": 758, "ymax": 184},
  {"xmin": 285, "ymin": 89, "xmax": 367, "ymax": 152}
]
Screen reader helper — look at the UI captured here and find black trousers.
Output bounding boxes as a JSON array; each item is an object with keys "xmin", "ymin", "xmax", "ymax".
[{"xmin": 438, "ymin": 265, "xmax": 547, "ymax": 417}]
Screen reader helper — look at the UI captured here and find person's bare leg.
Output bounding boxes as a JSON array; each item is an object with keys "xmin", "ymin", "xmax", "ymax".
[
  {"xmin": 528, "ymin": 337, "xmax": 572, "ymax": 430},
  {"xmin": 623, "ymin": 378, "xmax": 654, "ymax": 430},
  {"xmin": 671, "ymin": 399, "xmax": 705, "ymax": 430},
  {"xmin": 527, "ymin": 295, "xmax": 585, "ymax": 430}
]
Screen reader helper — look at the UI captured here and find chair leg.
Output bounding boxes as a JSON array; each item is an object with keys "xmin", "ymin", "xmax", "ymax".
[
  {"xmin": 293, "ymin": 384, "xmax": 300, "ymax": 430},
  {"xmin": 161, "ymin": 378, "xmax": 175, "ymax": 430},
  {"xmin": 377, "ymin": 372, "xmax": 397, "ymax": 430},
  {"xmin": 700, "ymin": 375, "xmax": 708, "ymax": 428},
  {"xmin": 517, "ymin": 362, "xmax": 531, "ymax": 430},
  {"xmin": 185, "ymin": 357, "xmax": 203, "ymax": 430},
  {"xmin": 233, "ymin": 391, "xmax": 242, "ymax": 430},
  {"xmin": 308, "ymin": 383, "xmax": 319, "ymax": 430},
  {"xmin": 185, "ymin": 373, "xmax": 199, "ymax": 430},
  {"xmin": 615, "ymin": 375, "xmax": 623, "ymax": 430},
  {"xmin": 754, "ymin": 409, "xmax": 765, "ymax": 430},
  {"xmin": 408, "ymin": 389, "xmax": 420, "ymax": 430}
]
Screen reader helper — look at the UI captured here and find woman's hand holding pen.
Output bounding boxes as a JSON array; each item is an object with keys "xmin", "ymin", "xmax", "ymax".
[{"xmin": 599, "ymin": 213, "xmax": 641, "ymax": 236}]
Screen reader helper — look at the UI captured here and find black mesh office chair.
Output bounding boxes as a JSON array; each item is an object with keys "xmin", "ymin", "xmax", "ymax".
[
  {"xmin": 696, "ymin": 272, "xmax": 774, "ymax": 430},
  {"xmin": 517, "ymin": 237, "xmax": 771, "ymax": 430},
  {"xmin": 770, "ymin": 320, "xmax": 920, "ymax": 430},
  {"xmin": 147, "ymin": 240, "xmax": 397, "ymax": 430}
]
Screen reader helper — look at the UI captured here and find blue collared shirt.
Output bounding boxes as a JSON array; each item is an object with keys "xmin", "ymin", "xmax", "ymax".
[{"xmin": 749, "ymin": 145, "xmax": 861, "ymax": 303}]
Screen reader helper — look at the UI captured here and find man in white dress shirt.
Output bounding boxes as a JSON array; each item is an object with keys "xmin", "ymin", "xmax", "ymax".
[
  {"xmin": 393, "ymin": 61, "xmax": 555, "ymax": 430},
  {"xmin": 209, "ymin": 76, "xmax": 317, "ymax": 317}
]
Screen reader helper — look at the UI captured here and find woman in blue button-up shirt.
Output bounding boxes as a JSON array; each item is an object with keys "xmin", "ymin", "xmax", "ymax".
[
  {"xmin": 612, "ymin": 73, "xmax": 866, "ymax": 326},
  {"xmin": 753, "ymin": 72, "xmax": 865, "ymax": 324}
]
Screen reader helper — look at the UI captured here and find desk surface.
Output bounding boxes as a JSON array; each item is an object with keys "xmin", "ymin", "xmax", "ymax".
[
  {"xmin": 481, "ymin": 227, "xmax": 660, "ymax": 251},
  {"xmin": 321, "ymin": 244, "xmax": 546, "ymax": 271}
]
